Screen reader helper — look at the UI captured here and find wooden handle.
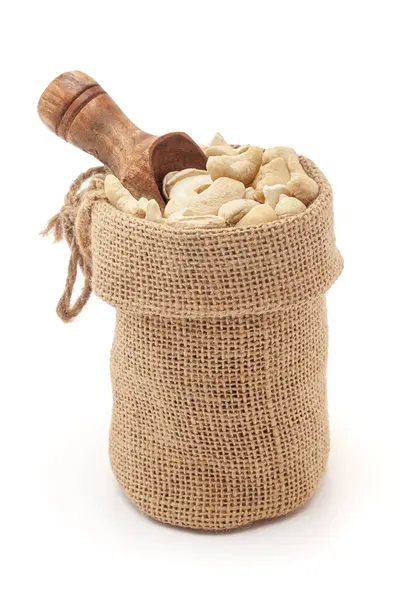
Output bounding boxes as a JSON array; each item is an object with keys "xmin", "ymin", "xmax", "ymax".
[{"xmin": 38, "ymin": 71, "xmax": 155, "ymax": 178}]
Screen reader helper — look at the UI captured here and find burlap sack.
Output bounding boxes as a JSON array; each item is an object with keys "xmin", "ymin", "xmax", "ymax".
[{"xmin": 44, "ymin": 156, "xmax": 343, "ymax": 531}]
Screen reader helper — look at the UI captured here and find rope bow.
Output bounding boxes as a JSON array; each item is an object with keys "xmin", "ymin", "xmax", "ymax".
[{"xmin": 41, "ymin": 166, "xmax": 109, "ymax": 322}]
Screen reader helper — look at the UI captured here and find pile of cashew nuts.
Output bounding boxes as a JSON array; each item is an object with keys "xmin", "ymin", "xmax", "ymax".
[{"xmin": 104, "ymin": 133, "xmax": 319, "ymax": 229}]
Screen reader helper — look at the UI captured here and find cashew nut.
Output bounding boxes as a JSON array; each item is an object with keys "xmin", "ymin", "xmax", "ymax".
[
  {"xmin": 136, "ymin": 197, "xmax": 150, "ymax": 217},
  {"xmin": 252, "ymin": 158, "xmax": 291, "ymax": 202},
  {"xmin": 218, "ymin": 199, "xmax": 259, "ymax": 225},
  {"xmin": 166, "ymin": 210, "xmax": 226, "ymax": 229},
  {"xmin": 164, "ymin": 170, "xmax": 213, "ymax": 218},
  {"xmin": 285, "ymin": 154, "xmax": 319, "ymax": 205},
  {"xmin": 162, "ymin": 171, "xmax": 179, "ymax": 199},
  {"xmin": 262, "ymin": 148, "xmax": 319, "ymax": 205},
  {"xmin": 262, "ymin": 146, "xmax": 296, "ymax": 165},
  {"xmin": 209, "ymin": 132, "xmax": 226, "ymax": 146},
  {"xmin": 145, "ymin": 199, "xmax": 163, "ymax": 223},
  {"xmin": 275, "ymin": 194, "xmax": 307, "ymax": 217},
  {"xmin": 235, "ymin": 204, "xmax": 278, "ymax": 227},
  {"xmin": 252, "ymin": 158, "xmax": 291, "ymax": 187},
  {"xmin": 163, "ymin": 169, "xmax": 210, "ymax": 200},
  {"xmin": 206, "ymin": 145, "xmax": 250, "ymax": 157},
  {"xmin": 205, "ymin": 132, "xmax": 250, "ymax": 157},
  {"xmin": 263, "ymin": 184, "xmax": 289, "ymax": 209},
  {"xmin": 104, "ymin": 174, "xmax": 140, "ymax": 215},
  {"xmin": 185, "ymin": 177, "xmax": 246, "ymax": 216},
  {"xmin": 206, "ymin": 146, "xmax": 263, "ymax": 187}
]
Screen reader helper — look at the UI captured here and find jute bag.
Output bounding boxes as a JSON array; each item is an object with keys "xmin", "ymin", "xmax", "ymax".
[{"xmin": 44, "ymin": 156, "xmax": 343, "ymax": 531}]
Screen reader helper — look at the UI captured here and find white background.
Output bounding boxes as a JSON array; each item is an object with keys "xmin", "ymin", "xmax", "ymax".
[{"xmin": 1, "ymin": 1, "xmax": 399, "ymax": 598}]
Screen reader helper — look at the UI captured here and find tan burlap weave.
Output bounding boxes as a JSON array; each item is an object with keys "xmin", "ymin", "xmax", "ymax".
[{"xmin": 44, "ymin": 157, "xmax": 343, "ymax": 530}]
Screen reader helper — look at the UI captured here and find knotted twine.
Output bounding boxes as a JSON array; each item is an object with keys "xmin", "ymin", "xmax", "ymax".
[{"xmin": 41, "ymin": 166, "xmax": 109, "ymax": 322}]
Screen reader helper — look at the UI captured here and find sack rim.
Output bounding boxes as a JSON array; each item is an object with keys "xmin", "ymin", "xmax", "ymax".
[{"xmin": 91, "ymin": 155, "xmax": 342, "ymax": 317}]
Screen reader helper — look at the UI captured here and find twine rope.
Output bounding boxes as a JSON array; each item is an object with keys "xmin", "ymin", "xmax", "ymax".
[{"xmin": 41, "ymin": 166, "xmax": 109, "ymax": 322}]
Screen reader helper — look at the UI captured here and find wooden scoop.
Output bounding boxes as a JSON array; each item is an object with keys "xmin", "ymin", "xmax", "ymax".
[{"xmin": 38, "ymin": 71, "xmax": 207, "ymax": 209}]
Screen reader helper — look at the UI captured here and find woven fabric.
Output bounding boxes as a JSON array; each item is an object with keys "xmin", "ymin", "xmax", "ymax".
[{"xmin": 90, "ymin": 157, "xmax": 342, "ymax": 530}]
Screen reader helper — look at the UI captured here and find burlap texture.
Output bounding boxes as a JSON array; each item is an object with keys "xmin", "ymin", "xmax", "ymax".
[{"xmin": 87, "ymin": 157, "xmax": 343, "ymax": 530}]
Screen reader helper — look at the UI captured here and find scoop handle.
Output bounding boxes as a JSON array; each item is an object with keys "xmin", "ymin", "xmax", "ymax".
[{"xmin": 37, "ymin": 71, "xmax": 155, "ymax": 178}]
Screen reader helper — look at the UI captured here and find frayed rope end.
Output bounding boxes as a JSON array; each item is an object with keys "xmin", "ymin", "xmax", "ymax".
[{"xmin": 40, "ymin": 213, "xmax": 63, "ymax": 242}]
